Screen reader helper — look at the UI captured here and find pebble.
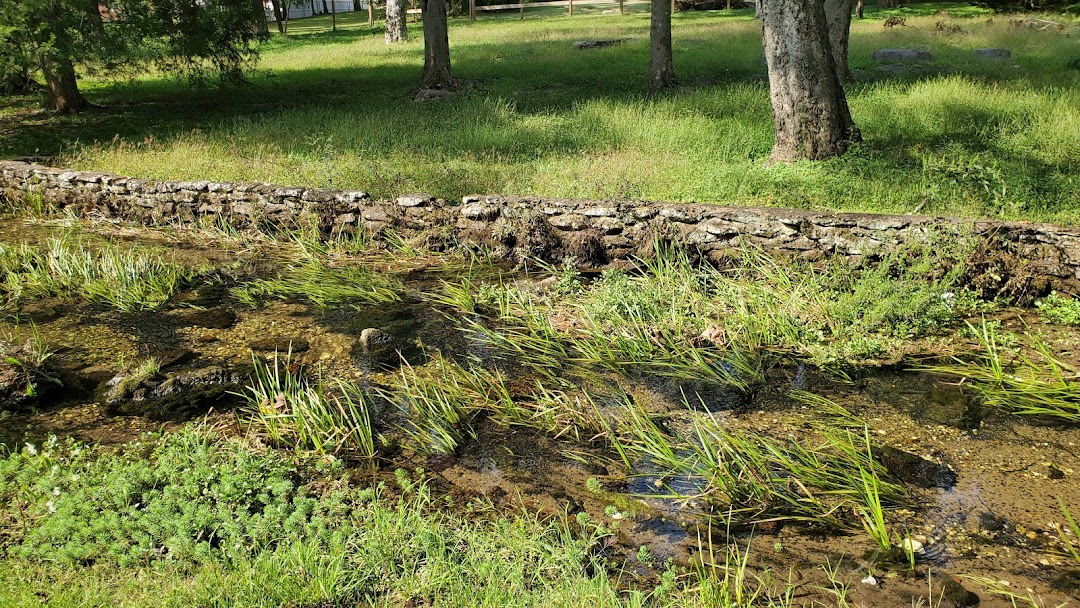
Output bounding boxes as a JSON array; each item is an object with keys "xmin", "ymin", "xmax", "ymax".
[{"xmin": 902, "ymin": 538, "xmax": 925, "ymax": 554}]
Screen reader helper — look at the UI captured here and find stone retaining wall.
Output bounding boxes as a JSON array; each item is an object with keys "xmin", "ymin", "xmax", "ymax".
[{"xmin": 3, "ymin": 160, "xmax": 1079, "ymax": 302}]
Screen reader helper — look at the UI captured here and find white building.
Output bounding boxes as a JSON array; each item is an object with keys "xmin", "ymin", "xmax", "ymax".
[{"xmin": 266, "ymin": 0, "xmax": 359, "ymax": 21}]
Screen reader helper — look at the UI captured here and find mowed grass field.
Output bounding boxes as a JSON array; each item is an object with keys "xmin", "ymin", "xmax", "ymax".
[{"xmin": 1, "ymin": 3, "xmax": 1078, "ymax": 223}]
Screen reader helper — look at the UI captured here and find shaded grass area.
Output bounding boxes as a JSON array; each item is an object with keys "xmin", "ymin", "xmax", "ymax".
[{"xmin": 1, "ymin": 5, "xmax": 1078, "ymax": 223}]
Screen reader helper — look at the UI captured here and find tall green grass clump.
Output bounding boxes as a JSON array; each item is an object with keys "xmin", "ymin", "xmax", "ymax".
[
  {"xmin": 606, "ymin": 395, "xmax": 911, "ymax": 531},
  {"xmin": 438, "ymin": 240, "xmax": 979, "ymax": 385},
  {"xmin": 0, "ymin": 236, "xmax": 192, "ymax": 311},
  {"xmin": 918, "ymin": 320, "xmax": 1080, "ymax": 423},
  {"xmin": 233, "ymin": 261, "xmax": 403, "ymax": 308},
  {"xmin": 243, "ymin": 352, "xmax": 378, "ymax": 460}
]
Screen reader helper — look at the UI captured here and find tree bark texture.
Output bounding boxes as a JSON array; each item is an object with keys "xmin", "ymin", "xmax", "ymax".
[
  {"xmin": 823, "ymin": 0, "xmax": 851, "ymax": 81},
  {"xmin": 386, "ymin": 0, "xmax": 408, "ymax": 43},
  {"xmin": 760, "ymin": 0, "xmax": 858, "ymax": 162},
  {"xmin": 420, "ymin": 0, "xmax": 454, "ymax": 88},
  {"xmin": 256, "ymin": 0, "xmax": 270, "ymax": 34},
  {"xmin": 648, "ymin": 0, "xmax": 675, "ymax": 91},
  {"xmin": 273, "ymin": 1, "xmax": 287, "ymax": 32},
  {"xmin": 40, "ymin": 56, "xmax": 88, "ymax": 114}
]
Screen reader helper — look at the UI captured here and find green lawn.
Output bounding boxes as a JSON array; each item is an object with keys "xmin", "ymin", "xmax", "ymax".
[{"xmin": 1, "ymin": 3, "xmax": 1078, "ymax": 223}]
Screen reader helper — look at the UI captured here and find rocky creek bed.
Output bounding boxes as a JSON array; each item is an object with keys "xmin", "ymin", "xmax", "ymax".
[{"xmin": 2, "ymin": 216, "xmax": 1080, "ymax": 607}]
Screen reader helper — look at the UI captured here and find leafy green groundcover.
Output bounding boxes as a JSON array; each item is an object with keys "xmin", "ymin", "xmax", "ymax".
[{"xmin": 0, "ymin": 429, "xmax": 668, "ymax": 607}]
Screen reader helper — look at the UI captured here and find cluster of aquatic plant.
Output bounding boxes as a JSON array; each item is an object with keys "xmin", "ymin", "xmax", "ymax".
[
  {"xmin": 436, "ymin": 242, "xmax": 978, "ymax": 387},
  {"xmin": 243, "ymin": 349, "xmax": 602, "ymax": 458},
  {"xmin": 1059, "ymin": 501, "xmax": 1080, "ymax": 566},
  {"xmin": 244, "ymin": 352, "xmax": 377, "ymax": 460},
  {"xmin": 919, "ymin": 320, "xmax": 1080, "ymax": 423},
  {"xmin": 231, "ymin": 223, "xmax": 403, "ymax": 308},
  {"xmin": 0, "ymin": 236, "xmax": 192, "ymax": 312},
  {"xmin": 605, "ymin": 394, "xmax": 912, "ymax": 533},
  {"xmin": 0, "ymin": 322, "xmax": 59, "ymax": 402},
  {"xmin": 234, "ymin": 261, "xmax": 403, "ymax": 308}
]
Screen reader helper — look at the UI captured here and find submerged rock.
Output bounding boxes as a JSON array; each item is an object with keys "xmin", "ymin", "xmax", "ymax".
[
  {"xmin": 0, "ymin": 345, "xmax": 60, "ymax": 410},
  {"xmin": 105, "ymin": 364, "xmax": 246, "ymax": 421},
  {"xmin": 247, "ymin": 337, "xmax": 309, "ymax": 353},
  {"xmin": 876, "ymin": 445, "xmax": 957, "ymax": 489},
  {"xmin": 359, "ymin": 327, "xmax": 395, "ymax": 351},
  {"xmin": 1051, "ymin": 570, "xmax": 1080, "ymax": 594},
  {"xmin": 939, "ymin": 577, "xmax": 980, "ymax": 608}
]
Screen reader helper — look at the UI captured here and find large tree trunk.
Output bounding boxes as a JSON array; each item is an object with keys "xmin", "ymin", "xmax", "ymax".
[
  {"xmin": 256, "ymin": 0, "xmax": 270, "ymax": 34},
  {"xmin": 40, "ymin": 56, "xmax": 88, "ymax": 114},
  {"xmin": 824, "ymin": 0, "xmax": 851, "ymax": 81},
  {"xmin": 648, "ymin": 0, "xmax": 675, "ymax": 91},
  {"xmin": 386, "ymin": 0, "xmax": 408, "ymax": 43},
  {"xmin": 420, "ymin": 0, "xmax": 455, "ymax": 89},
  {"xmin": 760, "ymin": 0, "xmax": 858, "ymax": 162}
]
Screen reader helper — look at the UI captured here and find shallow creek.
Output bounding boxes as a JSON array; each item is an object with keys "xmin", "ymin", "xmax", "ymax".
[{"xmin": 2, "ymin": 219, "xmax": 1079, "ymax": 607}]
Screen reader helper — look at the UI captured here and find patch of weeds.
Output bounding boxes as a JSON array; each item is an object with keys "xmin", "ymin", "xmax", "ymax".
[
  {"xmin": 821, "ymin": 238, "xmax": 978, "ymax": 340},
  {"xmin": 0, "ymin": 236, "xmax": 193, "ymax": 312},
  {"xmin": 0, "ymin": 323, "xmax": 60, "ymax": 404},
  {"xmin": 378, "ymin": 355, "xmax": 477, "ymax": 456},
  {"xmin": 242, "ymin": 351, "xmax": 378, "ymax": 460},
  {"xmin": 0, "ymin": 189, "xmax": 58, "ymax": 218},
  {"xmin": 919, "ymin": 320, "xmax": 1080, "ymax": 423},
  {"xmin": 1036, "ymin": 291, "xmax": 1080, "ymax": 326},
  {"xmin": 233, "ymin": 261, "xmax": 402, "ymax": 308},
  {"xmin": 0, "ymin": 429, "xmax": 350, "ymax": 567},
  {"xmin": 376, "ymin": 353, "xmax": 515, "ymax": 456}
]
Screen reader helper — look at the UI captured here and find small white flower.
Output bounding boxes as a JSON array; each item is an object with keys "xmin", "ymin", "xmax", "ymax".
[
  {"xmin": 52, "ymin": 487, "xmax": 60, "ymax": 496},
  {"xmin": 46, "ymin": 501, "xmax": 56, "ymax": 513},
  {"xmin": 25, "ymin": 444, "xmax": 37, "ymax": 456}
]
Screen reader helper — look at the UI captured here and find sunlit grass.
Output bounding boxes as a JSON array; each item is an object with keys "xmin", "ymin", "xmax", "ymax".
[
  {"xmin": 0, "ymin": 235, "xmax": 193, "ymax": 311},
  {"xmin": 242, "ymin": 351, "xmax": 379, "ymax": 459},
  {"xmin": 0, "ymin": 5, "xmax": 1074, "ymax": 223}
]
